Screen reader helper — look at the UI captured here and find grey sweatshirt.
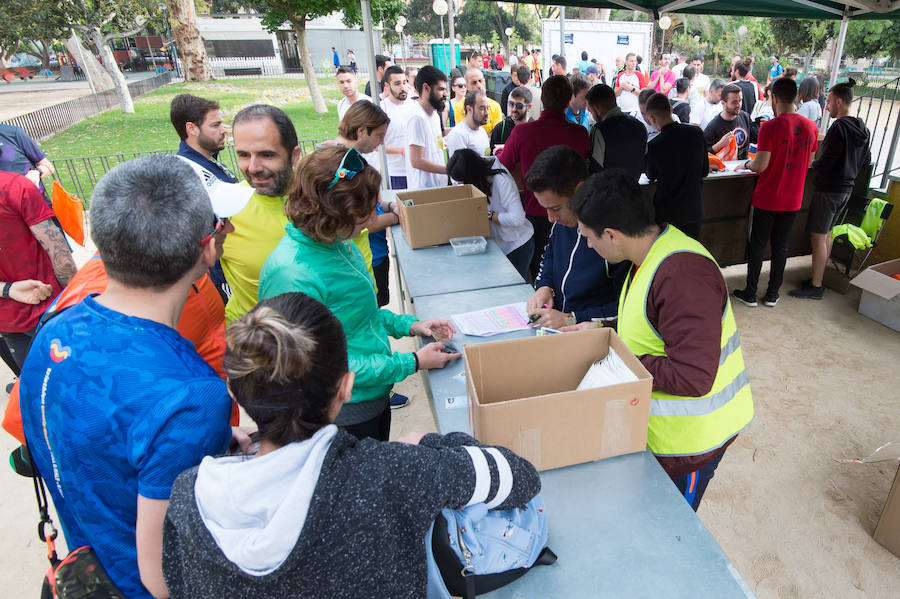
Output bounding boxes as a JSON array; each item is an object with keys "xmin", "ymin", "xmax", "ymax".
[{"xmin": 162, "ymin": 429, "xmax": 541, "ymax": 598}]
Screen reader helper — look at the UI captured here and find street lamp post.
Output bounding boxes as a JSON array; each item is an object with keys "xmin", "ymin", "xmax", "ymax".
[
  {"xmin": 433, "ymin": 0, "xmax": 450, "ymax": 72},
  {"xmin": 158, "ymin": 2, "xmax": 181, "ymax": 77}
]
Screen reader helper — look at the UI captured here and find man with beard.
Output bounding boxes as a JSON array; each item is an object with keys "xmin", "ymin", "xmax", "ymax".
[
  {"xmin": 452, "ymin": 67, "xmax": 504, "ymax": 136},
  {"xmin": 446, "ymin": 90, "xmax": 491, "ymax": 158},
  {"xmin": 381, "ymin": 65, "xmax": 415, "ymax": 190},
  {"xmin": 171, "ymin": 94, "xmax": 236, "ymax": 184},
  {"xmin": 490, "ymin": 86, "xmax": 532, "ymax": 153},
  {"xmin": 171, "ymin": 94, "xmax": 239, "ymax": 303},
  {"xmin": 221, "ymin": 105, "xmax": 300, "ymax": 322},
  {"xmin": 337, "ymin": 67, "xmax": 373, "ymax": 122},
  {"xmin": 406, "ymin": 66, "xmax": 448, "ymax": 189},
  {"xmin": 704, "ymin": 84, "xmax": 757, "ymax": 161}
]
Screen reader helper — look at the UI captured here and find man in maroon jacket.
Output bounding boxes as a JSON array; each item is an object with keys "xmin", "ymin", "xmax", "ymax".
[{"xmin": 497, "ymin": 75, "xmax": 590, "ymax": 279}]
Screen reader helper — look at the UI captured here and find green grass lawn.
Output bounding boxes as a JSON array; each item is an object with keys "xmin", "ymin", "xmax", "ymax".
[{"xmin": 42, "ymin": 76, "xmax": 368, "ymax": 202}]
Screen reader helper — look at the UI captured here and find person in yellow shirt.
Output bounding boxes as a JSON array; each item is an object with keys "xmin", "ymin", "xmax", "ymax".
[
  {"xmin": 453, "ymin": 68, "xmax": 503, "ymax": 136},
  {"xmin": 221, "ymin": 105, "xmax": 300, "ymax": 323}
]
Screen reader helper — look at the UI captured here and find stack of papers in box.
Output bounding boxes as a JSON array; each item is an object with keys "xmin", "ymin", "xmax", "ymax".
[
  {"xmin": 451, "ymin": 302, "xmax": 530, "ymax": 336},
  {"xmin": 576, "ymin": 347, "xmax": 639, "ymax": 391}
]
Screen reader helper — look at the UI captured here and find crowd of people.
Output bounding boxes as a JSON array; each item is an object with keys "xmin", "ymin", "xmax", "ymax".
[{"xmin": 0, "ymin": 47, "xmax": 871, "ymax": 598}]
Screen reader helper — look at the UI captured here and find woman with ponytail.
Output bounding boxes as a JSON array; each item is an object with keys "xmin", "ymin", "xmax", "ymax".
[
  {"xmin": 162, "ymin": 292, "xmax": 540, "ymax": 598},
  {"xmin": 257, "ymin": 145, "xmax": 460, "ymax": 441}
]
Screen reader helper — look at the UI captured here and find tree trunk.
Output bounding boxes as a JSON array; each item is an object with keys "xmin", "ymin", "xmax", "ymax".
[
  {"xmin": 579, "ymin": 8, "xmax": 599, "ymax": 20},
  {"xmin": 65, "ymin": 31, "xmax": 114, "ymax": 91},
  {"xmin": 40, "ymin": 41, "xmax": 51, "ymax": 70},
  {"xmin": 167, "ymin": 0, "xmax": 212, "ymax": 81},
  {"xmin": 0, "ymin": 47, "xmax": 16, "ymax": 68},
  {"xmin": 599, "ymin": 9, "xmax": 611, "ymax": 21},
  {"xmin": 90, "ymin": 28, "xmax": 134, "ymax": 113},
  {"xmin": 291, "ymin": 18, "xmax": 326, "ymax": 114}
]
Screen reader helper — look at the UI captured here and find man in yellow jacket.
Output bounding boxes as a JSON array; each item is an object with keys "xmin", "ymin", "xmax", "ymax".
[{"xmin": 568, "ymin": 169, "xmax": 753, "ymax": 511}]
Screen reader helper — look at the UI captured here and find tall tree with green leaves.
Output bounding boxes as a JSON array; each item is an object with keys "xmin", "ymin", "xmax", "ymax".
[
  {"xmin": 256, "ymin": 0, "xmax": 403, "ymax": 114},
  {"xmin": 844, "ymin": 20, "xmax": 900, "ymax": 61},
  {"xmin": 0, "ymin": 1, "xmax": 69, "ymax": 68}
]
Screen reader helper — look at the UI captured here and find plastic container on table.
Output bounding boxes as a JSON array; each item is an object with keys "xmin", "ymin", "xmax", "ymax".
[{"xmin": 450, "ymin": 236, "xmax": 487, "ymax": 256}]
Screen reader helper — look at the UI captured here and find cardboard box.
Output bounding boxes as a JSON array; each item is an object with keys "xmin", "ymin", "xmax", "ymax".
[
  {"xmin": 849, "ymin": 258, "xmax": 900, "ymax": 332},
  {"xmin": 464, "ymin": 328, "xmax": 653, "ymax": 471},
  {"xmin": 874, "ymin": 462, "xmax": 900, "ymax": 558},
  {"xmin": 396, "ymin": 184, "xmax": 490, "ymax": 249}
]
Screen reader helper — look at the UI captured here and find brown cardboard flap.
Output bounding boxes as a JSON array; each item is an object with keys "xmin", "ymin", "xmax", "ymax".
[
  {"xmin": 874, "ymin": 462, "xmax": 900, "ymax": 558},
  {"xmin": 850, "ymin": 258, "xmax": 900, "ymax": 301}
]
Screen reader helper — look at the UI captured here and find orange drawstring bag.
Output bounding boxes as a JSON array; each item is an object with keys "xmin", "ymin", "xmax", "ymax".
[{"xmin": 51, "ymin": 181, "xmax": 85, "ymax": 246}]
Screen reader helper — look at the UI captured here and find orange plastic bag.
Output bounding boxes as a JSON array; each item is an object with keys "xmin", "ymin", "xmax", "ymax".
[
  {"xmin": 708, "ymin": 153, "xmax": 725, "ymax": 173},
  {"xmin": 715, "ymin": 132, "xmax": 738, "ymax": 162},
  {"xmin": 51, "ymin": 180, "xmax": 85, "ymax": 246}
]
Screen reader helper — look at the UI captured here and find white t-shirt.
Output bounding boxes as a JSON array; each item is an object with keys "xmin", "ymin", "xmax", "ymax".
[
  {"xmin": 672, "ymin": 62, "xmax": 687, "ymax": 79},
  {"xmin": 406, "ymin": 103, "xmax": 447, "ymax": 190},
  {"xmin": 700, "ymin": 101, "xmax": 722, "ymax": 130},
  {"xmin": 616, "ymin": 72, "xmax": 641, "ymax": 114},
  {"xmin": 797, "ymin": 100, "xmax": 822, "ymax": 126},
  {"xmin": 381, "ymin": 98, "xmax": 415, "ymax": 177},
  {"xmin": 446, "ymin": 121, "xmax": 490, "ymax": 158},
  {"xmin": 692, "ymin": 73, "xmax": 711, "ymax": 100},
  {"xmin": 486, "ymin": 157, "xmax": 533, "ymax": 255},
  {"xmin": 337, "ymin": 93, "xmax": 373, "ymax": 122}
]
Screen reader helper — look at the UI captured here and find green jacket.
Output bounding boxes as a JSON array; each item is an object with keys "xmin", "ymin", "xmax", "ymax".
[{"xmin": 258, "ymin": 224, "xmax": 418, "ymax": 405}]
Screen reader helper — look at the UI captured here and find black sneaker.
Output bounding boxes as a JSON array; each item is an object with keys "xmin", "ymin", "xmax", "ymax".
[
  {"xmin": 789, "ymin": 284, "xmax": 824, "ymax": 300},
  {"xmin": 732, "ymin": 289, "xmax": 758, "ymax": 307},
  {"xmin": 763, "ymin": 293, "xmax": 779, "ymax": 307},
  {"xmin": 389, "ymin": 391, "xmax": 410, "ymax": 410}
]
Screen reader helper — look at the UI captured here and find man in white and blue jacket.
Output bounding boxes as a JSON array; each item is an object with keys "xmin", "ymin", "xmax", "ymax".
[{"xmin": 525, "ymin": 145, "xmax": 629, "ymax": 328}]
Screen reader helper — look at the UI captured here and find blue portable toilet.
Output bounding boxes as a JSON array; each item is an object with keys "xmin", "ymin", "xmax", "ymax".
[{"xmin": 429, "ymin": 38, "xmax": 461, "ymax": 75}]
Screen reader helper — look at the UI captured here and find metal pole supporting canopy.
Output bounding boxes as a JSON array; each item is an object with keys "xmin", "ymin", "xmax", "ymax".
[{"xmin": 360, "ymin": 0, "xmax": 390, "ymax": 189}]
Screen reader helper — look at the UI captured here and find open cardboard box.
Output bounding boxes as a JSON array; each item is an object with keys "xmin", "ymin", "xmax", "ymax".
[
  {"xmin": 849, "ymin": 258, "xmax": 900, "ymax": 332},
  {"xmin": 396, "ymin": 184, "xmax": 490, "ymax": 249},
  {"xmin": 464, "ymin": 328, "xmax": 653, "ymax": 471}
]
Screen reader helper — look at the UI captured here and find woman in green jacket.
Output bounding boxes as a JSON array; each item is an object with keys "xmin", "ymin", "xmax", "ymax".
[{"xmin": 258, "ymin": 146, "xmax": 459, "ymax": 441}]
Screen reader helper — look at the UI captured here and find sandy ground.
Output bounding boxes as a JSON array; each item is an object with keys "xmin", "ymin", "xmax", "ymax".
[{"xmin": 1, "ymin": 235, "xmax": 899, "ymax": 597}]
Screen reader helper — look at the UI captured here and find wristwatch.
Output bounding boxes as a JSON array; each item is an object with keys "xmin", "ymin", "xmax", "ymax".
[
  {"xmin": 2, "ymin": 282, "xmax": 11, "ymax": 299},
  {"xmin": 487, "ymin": 210, "xmax": 495, "ymax": 221}
]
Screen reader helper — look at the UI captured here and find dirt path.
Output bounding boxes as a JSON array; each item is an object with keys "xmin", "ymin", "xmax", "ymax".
[{"xmin": 1, "ymin": 249, "xmax": 898, "ymax": 597}]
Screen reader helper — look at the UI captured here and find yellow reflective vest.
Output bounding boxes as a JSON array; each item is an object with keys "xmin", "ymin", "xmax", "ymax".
[{"xmin": 617, "ymin": 225, "xmax": 753, "ymax": 456}]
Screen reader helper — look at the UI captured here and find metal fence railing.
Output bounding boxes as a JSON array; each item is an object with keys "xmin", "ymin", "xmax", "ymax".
[
  {"xmin": 1, "ymin": 72, "xmax": 174, "ymax": 142},
  {"xmin": 51, "ymin": 139, "xmax": 325, "ymax": 203},
  {"xmin": 848, "ymin": 75, "xmax": 900, "ymax": 188}
]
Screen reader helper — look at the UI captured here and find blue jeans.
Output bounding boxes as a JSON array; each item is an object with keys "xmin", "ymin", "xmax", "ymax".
[
  {"xmin": 671, "ymin": 448, "xmax": 727, "ymax": 511},
  {"xmin": 390, "ymin": 176, "xmax": 407, "ymax": 190}
]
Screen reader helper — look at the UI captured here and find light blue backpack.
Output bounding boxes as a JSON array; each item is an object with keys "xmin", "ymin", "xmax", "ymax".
[{"xmin": 425, "ymin": 494, "xmax": 557, "ymax": 599}]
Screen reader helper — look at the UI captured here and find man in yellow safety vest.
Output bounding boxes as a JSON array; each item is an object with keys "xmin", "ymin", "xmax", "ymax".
[{"xmin": 567, "ymin": 168, "xmax": 753, "ymax": 511}]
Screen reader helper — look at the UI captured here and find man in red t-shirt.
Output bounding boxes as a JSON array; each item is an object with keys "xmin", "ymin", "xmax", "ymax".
[
  {"xmin": 497, "ymin": 75, "xmax": 590, "ymax": 280},
  {"xmin": 733, "ymin": 78, "xmax": 818, "ymax": 308},
  {"xmin": 0, "ymin": 172, "xmax": 76, "ymax": 374}
]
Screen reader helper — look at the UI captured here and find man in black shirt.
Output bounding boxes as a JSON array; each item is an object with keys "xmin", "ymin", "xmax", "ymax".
[
  {"xmin": 704, "ymin": 84, "xmax": 757, "ymax": 160},
  {"xmin": 501, "ymin": 66, "xmax": 530, "ymax": 116},
  {"xmin": 644, "ymin": 93, "xmax": 709, "ymax": 239},
  {"xmin": 491, "ymin": 86, "xmax": 532, "ymax": 153},
  {"xmin": 586, "ymin": 83, "xmax": 648, "ymax": 179},
  {"xmin": 669, "ymin": 77, "xmax": 692, "ymax": 124},
  {"xmin": 363, "ymin": 54, "xmax": 392, "ymax": 97},
  {"xmin": 732, "ymin": 61, "xmax": 757, "ymax": 115}
]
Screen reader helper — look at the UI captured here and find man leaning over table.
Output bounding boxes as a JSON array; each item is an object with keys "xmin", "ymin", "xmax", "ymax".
[
  {"xmin": 524, "ymin": 146, "xmax": 628, "ymax": 330},
  {"xmin": 567, "ymin": 169, "xmax": 753, "ymax": 511}
]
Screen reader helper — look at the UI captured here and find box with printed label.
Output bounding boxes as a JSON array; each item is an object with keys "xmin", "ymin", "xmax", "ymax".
[
  {"xmin": 464, "ymin": 328, "xmax": 652, "ymax": 471},
  {"xmin": 396, "ymin": 184, "xmax": 490, "ymax": 249},
  {"xmin": 849, "ymin": 258, "xmax": 900, "ymax": 332}
]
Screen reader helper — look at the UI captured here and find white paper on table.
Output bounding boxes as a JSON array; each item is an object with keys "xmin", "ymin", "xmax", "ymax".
[
  {"xmin": 576, "ymin": 347, "xmax": 640, "ymax": 391},
  {"xmin": 451, "ymin": 302, "xmax": 531, "ymax": 337}
]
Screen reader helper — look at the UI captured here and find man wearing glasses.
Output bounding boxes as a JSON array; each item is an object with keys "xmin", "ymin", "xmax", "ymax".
[{"xmin": 490, "ymin": 86, "xmax": 533, "ymax": 154}]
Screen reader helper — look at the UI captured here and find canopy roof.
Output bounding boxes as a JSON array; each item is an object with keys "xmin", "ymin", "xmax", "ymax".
[{"xmin": 537, "ymin": 0, "xmax": 900, "ymax": 20}]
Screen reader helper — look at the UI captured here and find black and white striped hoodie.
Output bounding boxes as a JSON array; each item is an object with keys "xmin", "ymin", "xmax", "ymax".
[{"xmin": 162, "ymin": 428, "xmax": 541, "ymax": 599}]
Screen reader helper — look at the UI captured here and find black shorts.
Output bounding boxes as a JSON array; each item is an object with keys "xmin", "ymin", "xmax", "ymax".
[{"xmin": 806, "ymin": 190, "xmax": 850, "ymax": 234}]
